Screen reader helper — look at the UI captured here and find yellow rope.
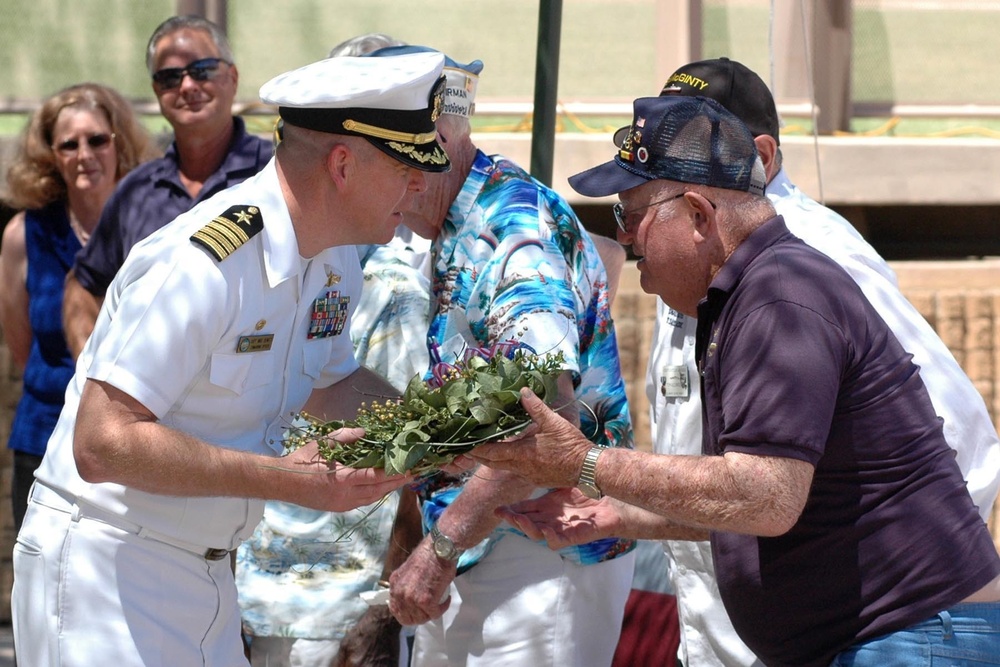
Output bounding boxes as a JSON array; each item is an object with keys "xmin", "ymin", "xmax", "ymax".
[{"xmin": 239, "ymin": 105, "xmax": 1000, "ymax": 140}]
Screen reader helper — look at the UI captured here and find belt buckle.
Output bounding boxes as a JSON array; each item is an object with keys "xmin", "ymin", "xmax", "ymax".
[{"xmin": 204, "ymin": 548, "xmax": 229, "ymax": 561}]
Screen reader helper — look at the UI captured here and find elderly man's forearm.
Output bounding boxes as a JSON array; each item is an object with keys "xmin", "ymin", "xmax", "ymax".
[{"xmin": 595, "ymin": 448, "xmax": 812, "ymax": 537}]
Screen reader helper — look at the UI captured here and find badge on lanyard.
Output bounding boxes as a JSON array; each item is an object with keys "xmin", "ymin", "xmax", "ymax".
[
  {"xmin": 308, "ymin": 289, "xmax": 350, "ymax": 339},
  {"xmin": 660, "ymin": 365, "xmax": 689, "ymax": 398}
]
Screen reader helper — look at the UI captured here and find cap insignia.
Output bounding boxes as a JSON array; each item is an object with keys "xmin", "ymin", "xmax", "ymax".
[
  {"xmin": 430, "ymin": 75, "xmax": 446, "ymax": 122},
  {"xmin": 619, "ymin": 126, "xmax": 642, "ymax": 163},
  {"xmin": 191, "ymin": 205, "xmax": 264, "ymax": 262},
  {"xmin": 386, "ymin": 142, "xmax": 449, "ymax": 166}
]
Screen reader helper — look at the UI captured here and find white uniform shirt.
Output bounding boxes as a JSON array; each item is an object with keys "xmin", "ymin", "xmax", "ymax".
[
  {"xmin": 35, "ymin": 160, "xmax": 362, "ymax": 551},
  {"xmin": 647, "ymin": 167, "xmax": 1000, "ymax": 667}
]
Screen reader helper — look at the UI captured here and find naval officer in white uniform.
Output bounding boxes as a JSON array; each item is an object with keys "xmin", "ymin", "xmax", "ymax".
[{"xmin": 13, "ymin": 51, "xmax": 454, "ymax": 667}]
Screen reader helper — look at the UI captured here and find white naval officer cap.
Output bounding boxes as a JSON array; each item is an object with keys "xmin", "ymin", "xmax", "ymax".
[{"xmin": 259, "ymin": 51, "xmax": 450, "ymax": 172}]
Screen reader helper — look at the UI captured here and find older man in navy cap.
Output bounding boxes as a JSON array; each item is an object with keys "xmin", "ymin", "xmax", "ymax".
[
  {"xmin": 12, "ymin": 52, "xmax": 456, "ymax": 667},
  {"xmin": 643, "ymin": 58, "xmax": 1000, "ymax": 667},
  {"xmin": 470, "ymin": 95, "xmax": 1000, "ymax": 666}
]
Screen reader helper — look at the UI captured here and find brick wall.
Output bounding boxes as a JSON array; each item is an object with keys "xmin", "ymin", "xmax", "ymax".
[{"xmin": 0, "ymin": 259, "xmax": 997, "ymax": 622}]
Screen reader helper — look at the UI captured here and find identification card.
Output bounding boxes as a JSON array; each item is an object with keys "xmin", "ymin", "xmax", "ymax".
[{"xmin": 660, "ymin": 365, "xmax": 689, "ymax": 398}]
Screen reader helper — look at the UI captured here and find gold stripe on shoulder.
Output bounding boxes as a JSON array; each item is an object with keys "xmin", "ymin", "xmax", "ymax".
[{"xmin": 190, "ymin": 205, "xmax": 264, "ymax": 262}]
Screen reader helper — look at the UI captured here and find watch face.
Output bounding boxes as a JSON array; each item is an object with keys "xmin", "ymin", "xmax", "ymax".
[
  {"xmin": 578, "ymin": 481, "xmax": 601, "ymax": 500},
  {"xmin": 434, "ymin": 538, "xmax": 455, "ymax": 560},
  {"xmin": 432, "ymin": 528, "xmax": 459, "ymax": 561}
]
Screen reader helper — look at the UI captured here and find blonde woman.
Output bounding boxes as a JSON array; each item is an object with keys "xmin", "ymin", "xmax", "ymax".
[{"xmin": 0, "ymin": 82, "xmax": 154, "ymax": 529}]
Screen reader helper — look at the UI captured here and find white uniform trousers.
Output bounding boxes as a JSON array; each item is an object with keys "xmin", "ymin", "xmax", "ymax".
[
  {"xmin": 13, "ymin": 489, "xmax": 246, "ymax": 666},
  {"xmin": 412, "ymin": 535, "xmax": 636, "ymax": 667}
]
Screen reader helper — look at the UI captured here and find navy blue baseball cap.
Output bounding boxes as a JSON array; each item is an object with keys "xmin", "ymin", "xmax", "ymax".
[{"xmin": 569, "ymin": 95, "xmax": 766, "ymax": 198}]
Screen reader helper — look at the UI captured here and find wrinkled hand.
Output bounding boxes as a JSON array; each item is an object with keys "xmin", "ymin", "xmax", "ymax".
[
  {"xmin": 469, "ymin": 388, "xmax": 593, "ymax": 488},
  {"xmin": 387, "ymin": 539, "xmax": 456, "ymax": 626},
  {"xmin": 278, "ymin": 428, "xmax": 413, "ymax": 512},
  {"xmin": 437, "ymin": 454, "xmax": 476, "ymax": 475},
  {"xmin": 497, "ymin": 487, "xmax": 620, "ymax": 550},
  {"xmin": 331, "ymin": 605, "xmax": 400, "ymax": 667}
]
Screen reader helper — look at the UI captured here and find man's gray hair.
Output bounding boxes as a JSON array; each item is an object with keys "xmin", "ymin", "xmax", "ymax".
[{"xmin": 146, "ymin": 15, "xmax": 235, "ymax": 74}]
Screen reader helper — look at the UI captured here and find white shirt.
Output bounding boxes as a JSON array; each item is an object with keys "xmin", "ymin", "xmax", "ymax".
[
  {"xmin": 647, "ymin": 167, "xmax": 1000, "ymax": 667},
  {"xmin": 35, "ymin": 160, "xmax": 362, "ymax": 551}
]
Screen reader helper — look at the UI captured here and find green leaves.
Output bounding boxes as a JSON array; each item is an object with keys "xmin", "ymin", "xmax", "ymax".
[{"xmin": 286, "ymin": 346, "xmax": 567, "ymax": 476}]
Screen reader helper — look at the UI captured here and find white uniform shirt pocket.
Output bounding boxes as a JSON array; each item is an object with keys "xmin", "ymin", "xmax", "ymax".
[
  {"xmin": 301, "ymin": 338, "xmax": 333, "ymax": 380},
  {"xmin": 210, "ymin": 352, "xmax": 276, "ymax": 395}
]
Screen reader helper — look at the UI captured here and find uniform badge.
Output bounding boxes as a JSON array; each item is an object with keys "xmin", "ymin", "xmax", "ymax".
[
  {"xmin": 429, "ymin": 75, "xmax": 446, "ymax": 122},
  {"xmin": 619, "ymin": 119, "xmax": 644, "ymax": 163},
  {"xmin": 660, "ymin": 365, "xmax": 689, "ymax": 398},
  {"xmin": 308, "ymin": 290, "xmax": 350, "ymax": 339},
  {"xmin": 237, "ymin": 334, "xmax": 274, "ymax": 353}
]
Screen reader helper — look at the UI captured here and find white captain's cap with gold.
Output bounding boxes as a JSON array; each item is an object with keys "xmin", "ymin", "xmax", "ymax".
[{"xmin": 260, "ymin": 51, "xmax": 450, "ymax": 172}]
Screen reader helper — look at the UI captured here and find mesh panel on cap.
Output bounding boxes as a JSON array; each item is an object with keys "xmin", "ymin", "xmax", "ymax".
[{"xmin": 646, "ymin": 98, "xmax": 763, "ymax": 195}]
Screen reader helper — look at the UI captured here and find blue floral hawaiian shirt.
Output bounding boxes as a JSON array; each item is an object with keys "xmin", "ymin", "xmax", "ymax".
[{"xmin": 418, "ymin": 150, "xmax": 636, "ymax": 571}]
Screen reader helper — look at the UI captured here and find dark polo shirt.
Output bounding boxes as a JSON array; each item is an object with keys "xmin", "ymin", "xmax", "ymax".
[
  {"xmin": 695, "ymin": 215, "xmax": 1000, "ymax": 667},
  {"xmin": 74, "ymin": 116, "xmax": 273, "ymax": 296}
]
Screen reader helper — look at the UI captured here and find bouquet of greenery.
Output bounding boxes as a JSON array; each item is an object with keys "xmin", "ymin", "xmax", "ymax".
[{"xmin": 286, "ymin": 341, "xmax": 566, "ymax": 476}]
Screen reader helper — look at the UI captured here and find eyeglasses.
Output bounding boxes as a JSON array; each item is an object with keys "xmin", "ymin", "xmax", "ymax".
[
  {"xmin": 612, "ymin": 191, "xmax": 718, "ymax": 234},
  {"xmin": 152, "ymin": 57, "xmax": 230, "ymax": 90},
  {"xmin": 52, "ymin": 133, "xmax": 115, "ymax": 155},
  {"xmin": 612, "ymin": 192, "xmax": 686, "ymax": 234}
]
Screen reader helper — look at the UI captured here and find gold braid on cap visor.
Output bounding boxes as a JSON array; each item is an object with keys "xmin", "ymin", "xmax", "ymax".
[{"xmin": 342, "ymin": 119, "xmax": 437, "ymax": 144}]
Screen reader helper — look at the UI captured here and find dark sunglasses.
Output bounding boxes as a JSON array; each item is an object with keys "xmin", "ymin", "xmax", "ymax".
[
  {"xmin": 152, "ymin": 57, "xmax": 230, "ymax": 90},
  {"xmin": 52, "ymin": 133, "xmax": 115, "ymax": 155}
]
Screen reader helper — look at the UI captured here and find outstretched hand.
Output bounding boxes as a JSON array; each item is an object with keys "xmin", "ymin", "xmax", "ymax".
[
  {"xmin": 469, "ymin": 388, "xmax": 593, "ymax": 488},
  {"xmin": 277, "ymin": 427, "xmax": 413, "ymax": 512},
  {"xmin": 497, "ymin": 487, "xmax": 621, "ymax": 550}
]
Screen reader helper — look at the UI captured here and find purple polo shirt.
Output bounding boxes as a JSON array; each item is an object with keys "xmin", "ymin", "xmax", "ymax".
[
  {"xmin": 74, "ymin": 116, "xmax": 273, "ymax": 296},
  {"xmin": 696, "ymin": 216, "xmax": 1000, "ymax": 667}
]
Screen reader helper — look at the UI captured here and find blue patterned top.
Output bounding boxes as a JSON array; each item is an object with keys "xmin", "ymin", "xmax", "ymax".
[
  {"xmin": 419, "ymin": 150, "xmax": 635, "ymax": 569},
  {"xmin": 8, "ymin": 203, "xmax": 80, "ymax": 456}
]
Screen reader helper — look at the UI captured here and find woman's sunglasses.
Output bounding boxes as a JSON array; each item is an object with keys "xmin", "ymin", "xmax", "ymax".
[{"xmin": 52, "ymin": 133, "xmax": 115, "ymax": 155}]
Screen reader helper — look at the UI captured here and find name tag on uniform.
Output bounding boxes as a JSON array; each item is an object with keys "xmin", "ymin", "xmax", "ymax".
[
  {"xmin": 237, "ymin": 334, "xmax": 274, "ymax": 353},
  {"xmin": 660, "ymin": 365, "xmax": 689, "ymax": 398}
]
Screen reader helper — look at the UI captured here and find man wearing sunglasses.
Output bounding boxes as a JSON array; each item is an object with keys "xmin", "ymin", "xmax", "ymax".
[{"xmin": 63, "ymin": 14, "xmax": 273, "ymax": 359}]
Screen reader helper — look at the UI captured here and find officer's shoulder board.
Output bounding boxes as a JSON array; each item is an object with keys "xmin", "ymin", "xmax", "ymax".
[{"xmin": 190, "ymin": 205, "xmax": 264, "ymax": 262}]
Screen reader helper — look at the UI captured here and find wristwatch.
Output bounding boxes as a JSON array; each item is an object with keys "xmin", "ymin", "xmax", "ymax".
[
  {"xmin": 577, "ymin": 446, "xmax": 605, "ymax": 500},
  {"xmin": 430, "ymin": 523, "xmax": 464, "ymax": 562}
]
